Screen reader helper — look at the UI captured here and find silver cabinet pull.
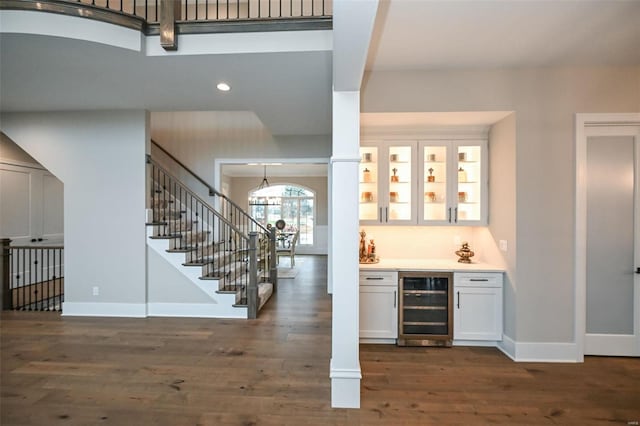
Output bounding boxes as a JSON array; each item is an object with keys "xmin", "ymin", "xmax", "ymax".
[
  {"xmin": 385, "ymin": 207, "xmax": 388, "ymax": 222},
  {"xmin": 469, "ymin": 278, "xmax": 489, "ymax": 282},
  {"xmin": 457, "ymin": 291, "xmax": 460, "ymax": 309},
  {"xmin": 454, "ymin": 207, "xmax": 458, "ymax": 223},
  {"xmin": 379, "ymin": 207, "xmax": 382, "ymax": 223},
  {"xmin": 394, "ymin": 290, "xmax": 397, "ymax": 308},
  {"xmin": 366, "ymin": 277, "xmax": 384, "ymax": 280},
  {"xmin": 448, "ymin": 207, "xmax": 452, "ymax": 223}
]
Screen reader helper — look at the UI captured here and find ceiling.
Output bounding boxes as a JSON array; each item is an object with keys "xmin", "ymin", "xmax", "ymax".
[
  {"xmin": 0, "ymin": 32, "xmax": 332, "ymax": 136},
  {"xmin": 366, "ymin": 0, "xmax": 640, "ymax": 72}
]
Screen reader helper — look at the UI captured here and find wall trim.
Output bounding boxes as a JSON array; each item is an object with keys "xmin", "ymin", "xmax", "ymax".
[
  {"xmin": 330, "ymin": 359, "xmax": 361, "ymax": 409},
  {"xmin": 574, "ymin": 113, "xmax": 640, "ymax": 361},
  {"xmin": 148, "ymin": 303, "xmax": 247, "ymax": 318},
  {"xmin": 513, "ymin": 341, "xmax": 578, "ymax": 363},
  {"xmin": 62, "ymin": 302, "xmax": 147, "ymax": 317},
  {"xmin": 497, "ymin": 334, "xmax": 516, "ymax": 360}
]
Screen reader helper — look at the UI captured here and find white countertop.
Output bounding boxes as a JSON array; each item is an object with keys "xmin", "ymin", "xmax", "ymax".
[{"xmin": 359, "ymin": 258, "xmax": 504, "ymax": 273}]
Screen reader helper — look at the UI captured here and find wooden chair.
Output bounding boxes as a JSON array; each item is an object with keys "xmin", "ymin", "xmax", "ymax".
[{"xmin": 276, "ymin": 231, "xmax": 299, "ymax": 267}]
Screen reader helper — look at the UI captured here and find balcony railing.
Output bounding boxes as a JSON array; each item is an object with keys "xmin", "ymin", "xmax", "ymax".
[{"xmin": 72, "ymin": 0, "xmax": 331, "ymax": 23}]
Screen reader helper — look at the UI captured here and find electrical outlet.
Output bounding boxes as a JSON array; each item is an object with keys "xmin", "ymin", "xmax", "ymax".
[
  {"xmin": 92, "ymin": 286, "xmax": 99, "ymax": 296},
  {"xmin": 499, "ymin": 240, "xmax": 508, "ymax": 252}
]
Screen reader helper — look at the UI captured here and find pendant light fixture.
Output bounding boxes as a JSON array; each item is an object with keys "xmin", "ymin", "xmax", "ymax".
[{"xmin": 249, "ymin": 165, "xmax": 281, "ymax": 206}]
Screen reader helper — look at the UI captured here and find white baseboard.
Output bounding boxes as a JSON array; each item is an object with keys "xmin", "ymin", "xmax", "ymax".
[
  {"xmin": 62, "ymin": 302, "xmax": 147, "ymax": 317},
  {"xmin": 497, "ymin": 334, "xmax": 578, "ymax": 362},
  {"xmin": 497, "ymin": 334, "xmax": 517, "ymax": 360},
  {"xmin": 330, "ymin": 359, "xmax": 361, "ymax": 409},
  {"xmin": 360, "ymin": 338, "xmax": 396, "ymax": 344},
  {"xmin": 453, "ymin": 339, "xmax": 499, "ymax": 347},
  {"xmin": 148, "ymin": 303, "xmax": 247, "ymax": 319}
]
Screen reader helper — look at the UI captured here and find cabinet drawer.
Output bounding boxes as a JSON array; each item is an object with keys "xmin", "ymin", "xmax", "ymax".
[
  {"xmin": 360, "ymin": 270, "xmax": 398, "ymax": 286},
  {"xmin": 454, "ymin": 272, "xmax": 503, "ymax": 288}
]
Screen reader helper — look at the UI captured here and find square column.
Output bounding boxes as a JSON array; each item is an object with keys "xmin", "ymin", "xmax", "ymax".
[{"xmin": 330, "ymin": 90, "xmax": 361, "ymax": 408}]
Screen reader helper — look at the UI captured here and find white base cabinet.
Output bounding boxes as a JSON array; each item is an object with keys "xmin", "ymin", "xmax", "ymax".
[
  {"xmin": 359, "ymin": 270, "xmax": 398, "ymax": 343},
  {"xmin": 453, "ymin": 272, "xmax": 503, "ymax": 341}
]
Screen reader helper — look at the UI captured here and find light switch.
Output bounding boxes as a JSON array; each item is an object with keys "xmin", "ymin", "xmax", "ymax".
[{"xmin": 499, "ymin": 240, "xmax": 508, "ymax": 252}]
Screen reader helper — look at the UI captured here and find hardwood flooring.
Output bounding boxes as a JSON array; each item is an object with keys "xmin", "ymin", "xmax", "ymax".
[{"xmin": 1, "ymin": 255, "xmax": 639, "ymax": 425}]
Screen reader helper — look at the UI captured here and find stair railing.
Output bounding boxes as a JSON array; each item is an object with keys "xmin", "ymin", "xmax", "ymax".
[{"xmin": 147, "ymin": 153, "xmax": 276, "ymax": 317}]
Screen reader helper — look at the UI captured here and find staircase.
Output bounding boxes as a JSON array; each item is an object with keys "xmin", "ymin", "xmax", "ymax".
[{"xmin": 146, "ymin": 149, "xmax": 277, "ymax": 319}]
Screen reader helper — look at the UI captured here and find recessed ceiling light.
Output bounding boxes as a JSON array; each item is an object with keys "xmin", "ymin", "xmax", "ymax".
[{"xmin": 216, "ymin": 82, "xmax": 231, "ymax": 92}]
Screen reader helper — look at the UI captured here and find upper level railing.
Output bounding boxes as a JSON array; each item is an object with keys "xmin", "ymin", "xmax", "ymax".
[{"xmin": 63, "ymin": 0, "xmax": 331, "ymax": 23}]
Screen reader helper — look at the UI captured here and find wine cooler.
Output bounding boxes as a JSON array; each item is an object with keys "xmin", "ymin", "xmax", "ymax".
[{"xmin": 398, "ymin": 272, "xmax": 453, "ymax": 346}]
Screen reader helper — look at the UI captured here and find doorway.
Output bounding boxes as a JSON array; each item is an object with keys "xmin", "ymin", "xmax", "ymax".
[{"xmin": 575, "ymin": 114, "xmax": 640, "ymax": 359}]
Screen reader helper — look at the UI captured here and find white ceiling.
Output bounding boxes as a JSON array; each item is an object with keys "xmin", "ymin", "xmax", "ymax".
[
  {"xmin": 0, "ymin": 32, "xmax": 332, "ymax": 136},
  {"xmin": 366, "ymin": 0, "xmax": 640, "ymax": 72}
]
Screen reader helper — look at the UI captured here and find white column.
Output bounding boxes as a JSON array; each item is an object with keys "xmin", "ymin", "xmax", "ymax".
[{"xmin": 330, "ymin": 90, "xmax": 361, "ymax": 408}]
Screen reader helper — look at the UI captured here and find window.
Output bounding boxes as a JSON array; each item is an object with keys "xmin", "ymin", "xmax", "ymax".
[{"xmin": 249, "ymin": 184, "xmax": 315, "ymax": 245}]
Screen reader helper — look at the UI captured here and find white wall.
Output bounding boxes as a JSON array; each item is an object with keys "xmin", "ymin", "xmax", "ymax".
[
  {"xmin": 476, "ymin": 113, "xmax": 517, "ymax": 340},
  {"xmin": 362, "ymin": 66, "xmax": 640, "ymax": 344},
  {"xmin": 150, "ymin": 111, "xmax": 331, "ymax": 192},
  {"xmin": 1, "ymin": 110, "xmax": 148, "ymax": 316}
]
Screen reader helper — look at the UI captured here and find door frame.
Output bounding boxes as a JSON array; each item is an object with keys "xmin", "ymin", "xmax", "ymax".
[{"xmin": 575, "ymin": 113, "xmax": 640, "ymax": 361}]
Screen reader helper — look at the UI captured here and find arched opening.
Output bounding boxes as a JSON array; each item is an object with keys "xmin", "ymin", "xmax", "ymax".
[{"xmin": 248, "ymin": 184, "xmax": 315, "ymax": 246}]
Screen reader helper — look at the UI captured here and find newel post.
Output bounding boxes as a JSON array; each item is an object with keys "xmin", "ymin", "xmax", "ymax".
[
  {"xmin": 247, "ymin": 232, "xmax": 258, "ymax": 319},
  {"xmin": 160, "ymin": 0, "xmax": 181, "ymax": 51},
  {"xmin": 269, "ymin": 227, "xmax": 278, "ymax": 293},
  {"xmin": 1, "ymin": 238, "xmax": 12, "ymax": 310}
]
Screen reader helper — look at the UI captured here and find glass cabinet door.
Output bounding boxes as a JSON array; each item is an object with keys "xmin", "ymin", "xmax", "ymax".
[
  {"xmin": 455, "ymin": 144, "xmax": 483, "ymax": 223},
  {"xmin": 387, "ymin": 145, "xmax": 413, "ymax": 223},
  {"xmin": 421, "ymin": 144, "xmax": 449, "ymax": 223},
  {"xmin": 359, "ymin": 146, "xmax": 379, "ymax": 222}
]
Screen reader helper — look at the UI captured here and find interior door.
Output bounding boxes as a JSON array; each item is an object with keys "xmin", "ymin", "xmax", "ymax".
[{"xmin": 584, "ymin": 127, "xmax": 640, "ymax": 356}]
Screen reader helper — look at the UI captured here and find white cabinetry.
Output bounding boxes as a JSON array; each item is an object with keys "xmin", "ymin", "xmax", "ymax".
[
  {"xmin": 419, "ymin": 140, "xmax": 488, "ymax": 225},
  {"xmin": 359, "ymin": 142, "xmax": 417, "ymax": 225},
  {"xmin": 453, "ymin": 272, "xmax": 503, "ymax": 342},
  {"xmin": 359, "ymin": 270, "xmax": 398, "ymax": 343},
  {"xmin": 360, "ymin": 138, "xmax": 487, "ymax": 226}
]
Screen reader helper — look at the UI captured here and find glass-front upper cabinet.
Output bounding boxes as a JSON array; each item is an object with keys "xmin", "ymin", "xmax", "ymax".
[
  {"xmin": 419, "ymin": 140, "xmax": 487, "ymax": 225},
  {"xmin": 360, "ymin": 142, "xmax": 416, "ymax": 225}
]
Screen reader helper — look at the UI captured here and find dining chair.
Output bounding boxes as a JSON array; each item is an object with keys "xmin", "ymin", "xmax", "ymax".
[{"xmin": 276, "ymin": 230, "xmax": 299, "ymax": 267}]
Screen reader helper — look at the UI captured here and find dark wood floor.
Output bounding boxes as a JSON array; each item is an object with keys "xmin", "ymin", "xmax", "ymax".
[{"xmin": 1, "ymin": 255, "xmax": 639, "ymax": 425}]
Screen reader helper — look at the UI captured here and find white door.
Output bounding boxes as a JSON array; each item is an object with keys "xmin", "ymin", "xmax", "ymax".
[{"xmin": 584, "ymin": 125, "xmax": 640, "ymax": 356}]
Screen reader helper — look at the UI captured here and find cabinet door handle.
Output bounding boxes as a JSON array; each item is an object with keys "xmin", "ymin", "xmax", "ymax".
[
  {"xmin": 454, "ymin": 207, "xmax": 458, "ymax": 223},
  {"xmin": 385, "ymin": 207, "xmax": 388, "ymax": 222},
  {"xmin": 379, "ymin": 207, "xmax": 382, "ymax": 223},
  {"xmin": 394, "ymin": 290, "xmax": 397, "ymax": 308},
  {"xmin": 448, "ymin": 207, "xmax": 452, "ymax": 223},
  {"xmin": 469, "ymin": 278, "xmax": 489, "ymax": 282},
  {"xmin": 366, "ymin": 277, "xmax": 384, "ymax": 280},
  {"xmin": 457, "ymin": 291, "xmax": 460, "ymax": 309}
]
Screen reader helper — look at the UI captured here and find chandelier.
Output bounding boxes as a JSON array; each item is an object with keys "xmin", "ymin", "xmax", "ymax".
[{"xmin": 249, "ymin": 165, "xmax": 281, "ymax": 206}]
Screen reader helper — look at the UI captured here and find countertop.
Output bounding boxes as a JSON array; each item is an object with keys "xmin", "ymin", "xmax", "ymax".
[{"xmin": 359, "ymin": 258, "xmax": 504, "ymax": 273}]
